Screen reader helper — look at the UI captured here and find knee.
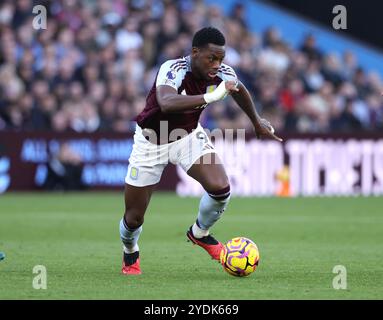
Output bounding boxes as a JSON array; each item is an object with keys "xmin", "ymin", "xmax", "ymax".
[
  {"xmin": 205, "ymin": 175, "xmax": 230, "ymax": 193},
  {"xmin": 206, "ymin": 180, "xmax": 231, "ymax": 201},
  {"xmin": 124, "ymin": 208, "xmax": 144, "ymax": 229}
]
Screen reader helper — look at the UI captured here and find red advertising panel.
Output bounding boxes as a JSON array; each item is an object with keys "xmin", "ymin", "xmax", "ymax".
[{"xmin": 1, "ymin": 131, "xmax": 382, "ymax": 196}]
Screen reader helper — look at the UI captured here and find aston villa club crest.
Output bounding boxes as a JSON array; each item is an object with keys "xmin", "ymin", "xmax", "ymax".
[
  {"xmin": 130, "ymin": 167, "xmax": 139, "ymax": 180},
  {"xmin": 206, "ymin": 85, "xmax": 217, "ymax": 93}
]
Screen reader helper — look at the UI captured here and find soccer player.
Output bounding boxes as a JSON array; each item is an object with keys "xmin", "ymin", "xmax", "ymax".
[{"xmin": 120, "ymin": 27, "xmax": 282, "ymax": 274}]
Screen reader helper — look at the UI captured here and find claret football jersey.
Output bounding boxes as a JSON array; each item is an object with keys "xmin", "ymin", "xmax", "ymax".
[{"xmin": 135, "ymin": 55, "xmax": 237, "ymax": 142}]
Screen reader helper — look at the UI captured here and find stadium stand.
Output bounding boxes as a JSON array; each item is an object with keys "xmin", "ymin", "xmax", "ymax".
[{"xmin": 0, "ymin": 0, "xmax": 382, "ymax": 134}]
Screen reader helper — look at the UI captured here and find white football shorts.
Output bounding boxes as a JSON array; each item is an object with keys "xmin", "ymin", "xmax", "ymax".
[{"xmin": 125, "ymin": 123, "xmax": 217, "ymax": 187}]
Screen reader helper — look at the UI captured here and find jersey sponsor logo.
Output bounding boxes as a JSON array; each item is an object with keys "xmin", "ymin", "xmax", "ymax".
[{"xmin": 166, "ymin": 70, "xmax": 176, "ymax": 80}]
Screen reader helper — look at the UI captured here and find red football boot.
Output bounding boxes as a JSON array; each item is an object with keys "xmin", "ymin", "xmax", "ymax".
[
  {"xmin": 121, "ymin": 251, "xmax": 141, "ymax": 275},
  {"xmin": 186, "ymin": 227, "xmax": 223, "ymax": 261}
]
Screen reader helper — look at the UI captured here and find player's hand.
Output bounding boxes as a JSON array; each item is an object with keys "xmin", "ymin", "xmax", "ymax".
[
  {"xmin": 254, "ymin": 118, "xmax": 283, "ymax": 142},
  {"xmin": 203, "ymin": 81, "xmax": 238, "ymax": 103}
]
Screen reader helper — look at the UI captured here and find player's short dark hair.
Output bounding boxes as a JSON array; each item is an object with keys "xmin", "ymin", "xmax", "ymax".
[{"xmin": 192, "ymin": 27, "xmax": 225, "ymax": 48}]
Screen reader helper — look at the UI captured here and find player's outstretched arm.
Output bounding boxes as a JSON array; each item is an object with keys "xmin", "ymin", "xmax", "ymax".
[
  {"xmin": 156, "ymin": 81, "xmax": 238, "ymax": 113},
  {"xmin": 156, "ymin": 85, "xmax": 206, "ymax": 113},
  {"xmin": 231, "ymin": 81, "xmax": 283, "ymax": 142}
]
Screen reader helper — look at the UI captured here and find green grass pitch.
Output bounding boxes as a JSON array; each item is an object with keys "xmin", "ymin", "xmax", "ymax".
[{"xmin": 0, "ymin": 192, "xmax": 382, "ymax": 300}]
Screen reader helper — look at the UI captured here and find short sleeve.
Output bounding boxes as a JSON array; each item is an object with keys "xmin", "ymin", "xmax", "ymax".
[
  {"xmin": 217, "ymin": 63, "xmax": 238, "ymax": 84},
  {"xmin": 156, "ymin": 59, "xmax": 187, "ymax": 90}
]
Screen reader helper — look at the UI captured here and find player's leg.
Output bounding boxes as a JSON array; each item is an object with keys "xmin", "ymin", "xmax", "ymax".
[
  {"xmin": 120, "ymin": 183, "xmax": 155, "ymax": 275},
  {"xmin": 187, "ymin": 153, "xmax": 230, "ymax": 232},
  {"xmin": 120, "ymin": 124, "xmax": 168, "ymax": 274},
  {"xmin": 120, "ymin": 183, "xmax": 155, "ymax": 252},
  {"xmin": 186, "ymin": 153, "xmax": 230, "ymax": 260}
]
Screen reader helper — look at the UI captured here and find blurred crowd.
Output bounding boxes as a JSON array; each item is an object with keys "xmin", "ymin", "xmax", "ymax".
[{"xmin": 0, "ymin": 0, "xmax": 382, "ymax": 134}]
